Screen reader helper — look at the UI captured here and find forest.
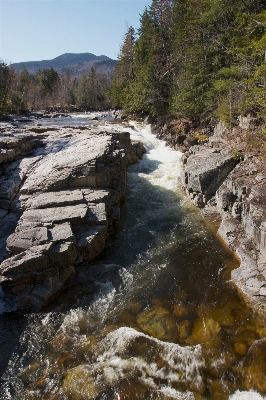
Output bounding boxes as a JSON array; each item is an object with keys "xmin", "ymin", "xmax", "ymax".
[
  {"xmin": 1, "ymin": 0, "xmax": 266, "ymax": 128},
  {"xmin": 110, "ymin": 0, "xmax": 266, "ymax": 126},
  {"xmin": 0, "ymin": 64, "xmax": 111, "ymax": 115}
]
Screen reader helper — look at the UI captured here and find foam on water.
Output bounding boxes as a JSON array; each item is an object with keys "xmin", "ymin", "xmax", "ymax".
[
  {"xmin": 70, "ymin": 113, "xmax": 91, "ymax": 119},
  {"xmin": 126, "ymin": 123, "xmax": 183, "ymax": 191},
  {"xmin": 229, "ymin": 391, "xmax": 266, "ymax": 400},
  {"xmin": 96, "ymin": 327, "xmax": 204, "ymax": 392},
  {"xmin": 155, "ymin": 387, "xmax": 195, "ymax": 399}
]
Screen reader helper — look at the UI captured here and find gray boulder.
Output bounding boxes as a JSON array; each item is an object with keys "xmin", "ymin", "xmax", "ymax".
[{"xmin": 180, "ymin": 148, "xmax": 238, "ymax": 207}]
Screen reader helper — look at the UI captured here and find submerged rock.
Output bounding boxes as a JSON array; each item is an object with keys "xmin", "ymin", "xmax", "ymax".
[
  {"xmin": 239, "ymin": 338, "xmax": 266, "ymax": 393},
  {"xmin": 136, "ymin": 306, "xmax": 179, "ymax": 342},
  {"xmin": 62, "ymin": 365, "xmax": 100, "ymax": 400},
  {"xmin": 186, "ymin": 317, "xmax": 221, "ymax": 345},
  {"xmin": 116, "ymin": 379, "xmax": 148, "ymax": 399}
]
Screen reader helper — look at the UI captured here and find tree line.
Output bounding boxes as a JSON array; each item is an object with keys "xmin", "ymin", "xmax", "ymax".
[
  {"xmin": 0, "ymin": 63, "xmax": 111, "ymax": 115},
  {"xmin": 110, "ymin": 0, "xmax": 266, "ymax": 126}
]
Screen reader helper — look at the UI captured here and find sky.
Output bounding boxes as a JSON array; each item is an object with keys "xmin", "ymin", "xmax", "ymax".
[{"xmin": 0, "ymin": 0, "xmax": 152, "ymax": 64}]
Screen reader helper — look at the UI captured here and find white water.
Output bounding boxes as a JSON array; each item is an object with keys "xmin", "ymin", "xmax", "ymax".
[{"xmin": 230, "ymin": 392, "xmax": 266, "ymax": 400}]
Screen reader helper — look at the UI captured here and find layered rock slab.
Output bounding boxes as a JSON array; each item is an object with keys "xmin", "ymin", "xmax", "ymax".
[
  {"xmin": 0, "ymin": 126, "xmax": 145, "ymax": 311},
  {"xmin": 180, "ymin": 147, "xmax": 238, "ymax": 207},
  {"xmin": 180, "ymin": 127, "xmax": 266, "ymax": 314}
]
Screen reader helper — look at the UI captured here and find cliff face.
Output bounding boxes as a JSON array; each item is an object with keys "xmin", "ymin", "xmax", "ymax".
[
  {"xmin": 0, "ymin": 124, "xmax": 145, "ymax": 311},
  {"xmin": 155, "ymin": 118, "xmax": 266, "ymax": 315}
]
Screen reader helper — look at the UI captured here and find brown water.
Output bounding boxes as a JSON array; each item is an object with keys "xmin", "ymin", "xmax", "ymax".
[{"xmin": 1, "ymin": 122, "xmax": 266, "ymax": 400}]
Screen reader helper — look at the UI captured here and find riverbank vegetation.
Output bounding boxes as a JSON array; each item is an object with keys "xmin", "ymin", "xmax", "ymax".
[
  {"xmin": 110, "ymin": 0, "xmax": 266, "ymax": 128},
  {"xmin": 0, "ymin": 63, "xmax": 111, "ymax": 116}
]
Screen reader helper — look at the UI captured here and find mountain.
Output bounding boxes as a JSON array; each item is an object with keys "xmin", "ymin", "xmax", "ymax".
[{"xmin": 11, "ymin": 53, "xmax": 117, "ymax": 77}]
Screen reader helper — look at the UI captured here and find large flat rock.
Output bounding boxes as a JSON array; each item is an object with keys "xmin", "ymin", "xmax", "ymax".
[
  {"xmin": 20, "ymin": 134, "xmax": 112, "ymax": 193},
  {"xmin": 22, "ymin": 204, "xmax": 89, "ymax": 224}
]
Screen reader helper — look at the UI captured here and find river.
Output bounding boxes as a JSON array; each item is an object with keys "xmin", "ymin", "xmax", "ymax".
[{"xmin": 0, "ymin": 114, "xmax": 266, "ymax": 399}]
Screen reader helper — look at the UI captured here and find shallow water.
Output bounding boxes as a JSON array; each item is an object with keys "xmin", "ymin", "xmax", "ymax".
[{"xmin": 1, "ymin": 118, "xmax": 266, "ymax": 399}]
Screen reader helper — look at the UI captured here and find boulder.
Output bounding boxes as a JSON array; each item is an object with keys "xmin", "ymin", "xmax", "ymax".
[
  {"xmin": 136, "ymin": 306, "xmax": 179, "ymax": 342},
  {"xmin": 186, "ymin": 317, "xmax": 221, "ymax": 345},
  {"xmin": 240, "ymin": 338, "xmax": 266, "ymax": 393},
  {"xmin": 180, "ymin": 148, "xmax": 238, "ymax": 206},
  {"xmin": 62, "ymin": 365, "xmax": 100, "ymax": 400}
]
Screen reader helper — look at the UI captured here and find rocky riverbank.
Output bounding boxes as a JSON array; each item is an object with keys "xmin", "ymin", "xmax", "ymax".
[
  {"xmin": 154, "ymin": 118, "xmax": 266, "ymax": 316},
  {"xmin": 0, "ymin": 121, "xmax": 145, "ymax": 311}
]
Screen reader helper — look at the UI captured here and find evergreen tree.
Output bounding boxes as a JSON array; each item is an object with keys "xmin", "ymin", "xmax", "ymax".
[
  {"xmin": 109, "ymin": 26, "xmax": 136, "ymax": 108},
  {"xmin": 38, "ymin": 68, "xmax": 59, "ymax": 97},
  {"xmin": 0, "ymin": 62, "xmax": 10, "ymax": 115}
]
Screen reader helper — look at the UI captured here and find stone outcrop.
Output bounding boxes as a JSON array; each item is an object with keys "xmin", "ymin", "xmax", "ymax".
[
  {"xmin": 176, "ymin": 120, "xmax": 266, "ymax": 314},
  {"xmin": 215, "ymin": 156, "xmax": 266, "ymax": 312},
  {"xmin": 0, "ymin": 124, "xmax": 145, "ymax": 311},
  {"xmin": 180, "ymin": 147, "xmax": 238, "ymax": 207}
]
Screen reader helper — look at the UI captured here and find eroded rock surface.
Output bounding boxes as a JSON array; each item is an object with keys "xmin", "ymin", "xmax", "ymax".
[
  {"xmin": 216, "ymin": 157, "xmax": 266, "ymax": 312},
  {"xmin": 0, "ymin": 124, "xmax": 145, "ymax": 311},
  {"xmin": 178, "ymin": 120, "xmax": 266, "ymax": 314}
]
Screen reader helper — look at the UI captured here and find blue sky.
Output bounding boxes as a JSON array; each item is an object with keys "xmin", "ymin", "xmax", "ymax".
[{"xmin": 0, "ymin": 0, "xmax": 151, "ymax": 64}]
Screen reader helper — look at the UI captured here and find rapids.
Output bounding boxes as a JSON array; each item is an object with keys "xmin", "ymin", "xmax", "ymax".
[{"xmin": 0, "ymin": 116, "xmax": 266, "ymax": 399}]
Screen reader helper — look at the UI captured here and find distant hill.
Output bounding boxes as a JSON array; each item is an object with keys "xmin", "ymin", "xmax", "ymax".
[{"xmin": 11, "ymin": 53, "xmax": 117, "ymax": 77}]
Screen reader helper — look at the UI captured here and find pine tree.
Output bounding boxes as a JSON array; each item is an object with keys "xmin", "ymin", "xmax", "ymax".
[
  {"xmin": 0, "ymin": 62, "xmax": 10, "ymax": 115},
  {"xmin": 109, "ymin": 26, "xmax": 136, "ymax": 108}
]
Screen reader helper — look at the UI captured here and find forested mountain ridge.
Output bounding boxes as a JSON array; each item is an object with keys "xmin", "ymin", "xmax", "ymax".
[
  {"xmin": 110, "ymin": 0, "xmax": 266, "ymax": 128},
  {"xmin": 11, "ymin": 53, "xmax": 117, "ymax": 77}
]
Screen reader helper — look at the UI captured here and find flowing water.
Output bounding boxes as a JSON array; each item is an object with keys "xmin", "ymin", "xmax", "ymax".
[{"xmin": 1, "ymin": 117, "xmax": 266, "ymax": 399}]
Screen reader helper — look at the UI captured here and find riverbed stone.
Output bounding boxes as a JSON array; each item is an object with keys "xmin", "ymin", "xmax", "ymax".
[
  {"xmin": 136, "ymin": 306, "xmax": 179, "ymax": 342},
  {"xmin": 178, "ymin": 319, "xmax": 193, "ymax": 341},
  {"xmin": 173, "ymin": 303, "xmax": 191, "ymax": 319},
  {"xmin": 62, "ymin": 365, "xmax": 100, "ymax": 400},
  {"xmin": 240, "ymin": 338, "xmax": 266, "ymax": 393},
  {"xmin": 234, "ymin": 342, "xmax": 248, "ymax": 355},
  {"xmin": 186, "ymin": 317, "xmax": 221, "ymax": 345},
  {"xmin": 117, "ymin": 379, "xmax": 148, "ymax": 399}
]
